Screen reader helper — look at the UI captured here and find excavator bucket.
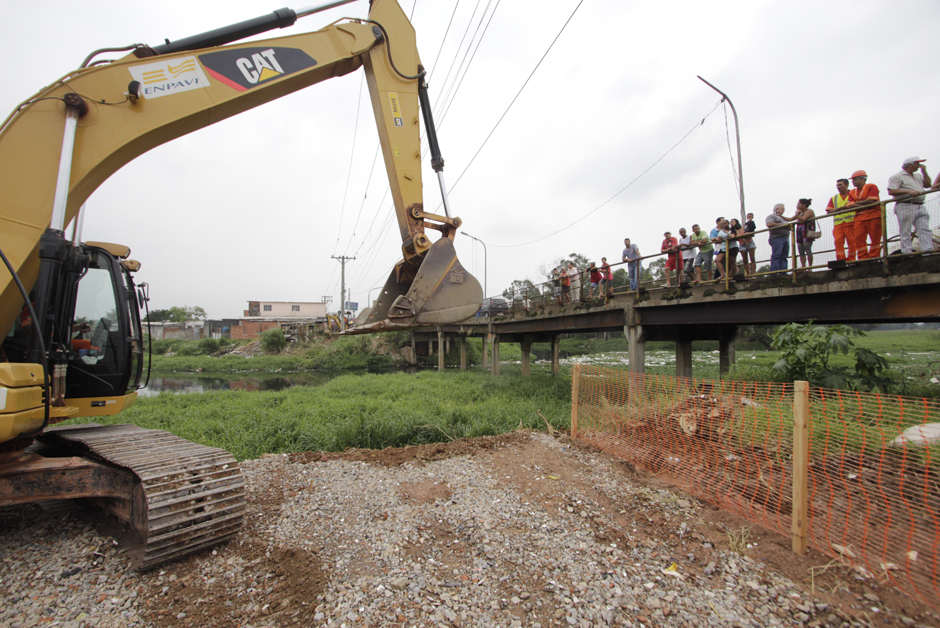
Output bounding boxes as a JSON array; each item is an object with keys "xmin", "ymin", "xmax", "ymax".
[{"xmin": 350, "ymin": 238, "xmax": 482, "ymax": 333}]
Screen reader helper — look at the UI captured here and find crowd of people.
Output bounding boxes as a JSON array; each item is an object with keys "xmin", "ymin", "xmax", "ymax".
[
  {"xmin": 549, "ymin": 258, "xmax": 614, "ymax": 304},
  {"xmin": 765, "ymin": 156, "xmax": 938, "ymax": 272},
  {"xmin": 537, "ymin": 156, "xmax": 938, "ymax": 304}
]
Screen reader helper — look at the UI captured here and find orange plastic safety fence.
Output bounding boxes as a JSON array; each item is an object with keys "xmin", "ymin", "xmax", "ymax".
[{"xmin": 571, "ymin": 365, "xmax": 940, "ymax": 608}]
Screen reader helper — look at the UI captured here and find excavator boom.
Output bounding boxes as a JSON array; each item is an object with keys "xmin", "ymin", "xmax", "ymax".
[{"xmin": 0, "ymin": 0, "xmax": 481, "ymax": 340}]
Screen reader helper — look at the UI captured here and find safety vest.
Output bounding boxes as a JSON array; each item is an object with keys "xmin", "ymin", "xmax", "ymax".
[{"xmin": 831, "ymin": 193, "xmax": 854, "ymax": 225}]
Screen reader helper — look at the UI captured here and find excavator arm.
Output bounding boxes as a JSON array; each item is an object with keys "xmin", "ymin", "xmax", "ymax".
[{"xmin": 0, "ymin": 0, "xmax": 482, "ymax": 341}]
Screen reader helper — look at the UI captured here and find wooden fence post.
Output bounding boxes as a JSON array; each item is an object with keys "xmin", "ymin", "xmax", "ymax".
[
  {"xmin": 571, "ymin": 365, "xmax": 581, "ymax": 439},
  {"xmin": 792, "ymin": 380, "xmax": 809, "ymax": 555}
]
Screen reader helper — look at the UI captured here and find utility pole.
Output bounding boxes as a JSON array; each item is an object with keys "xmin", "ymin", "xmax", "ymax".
[{"xmin": 331, "ymin": 255, "xmax": 355, "ymax": 331}]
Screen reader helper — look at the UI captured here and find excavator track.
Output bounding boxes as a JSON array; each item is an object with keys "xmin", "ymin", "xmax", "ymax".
[{"xmin": 38, "ymin": 424, "xmax": 245, "ymax": 570}]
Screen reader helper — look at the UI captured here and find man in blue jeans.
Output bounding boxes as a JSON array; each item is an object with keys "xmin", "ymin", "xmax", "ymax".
[
  {"xmin": 766, "ymin": 203, "xmax": 791, "ymax": 272},
  {"xmin": 622, "ymin": 238, "xmax": 642, "ymax": 291}
]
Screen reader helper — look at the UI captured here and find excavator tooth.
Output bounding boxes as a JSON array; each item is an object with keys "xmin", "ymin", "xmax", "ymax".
[{"xmin": 349, "ymin": 238, "xmax": 482, "ymax": 334}]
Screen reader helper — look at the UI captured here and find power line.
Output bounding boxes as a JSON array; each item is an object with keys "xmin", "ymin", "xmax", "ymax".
[
  {"xmin": 445, "ymin": 0, "xmax": 586, "ymax": 197},
  {"xmin": 431, "ymin": 0, "xmax": 483, "ymax": 119},
  {"xmin": 437, "ymin": 0, "xmax": 501, "ymax": 127},
  {"xmin": 427, "ymin": 0, "xmax": 461, "ymax": 80},
  {"xmin": 331, "ymin": 74, "xmax": 366, "ymax": 256},
  {"xmin": 435, "ymin": 0, "xmax": 494, "ymax": 124},
  {"xmin": 489, "ymin": 100, "xmax": 725, "ymax": 248}
]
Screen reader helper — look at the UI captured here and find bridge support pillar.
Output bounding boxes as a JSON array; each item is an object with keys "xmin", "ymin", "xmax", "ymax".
[
  {"xmin": 718, "ymin": 326, "xmax": 738, "ymax": 375},
  {"xmin": 521, "ymin": 335, "xmax": 533, "ymax": 377},
  {"xmin": 490, "ymin": 334, "xmax": 500, "ymax": 376},
  {"xmin": 460, "ymin": 335, "xmax": 467, "ymax": 370},
  {"xmin": 437, "ymin": 327, "xmax": 445, "ymax": 372},
  {"xmin": 676, "ymin": 340, "xmax": 693, "ymax": 379},
  {"xmin": 551, "ymin": 335, "xmax": 560, "ymax": 376},
  {"xmin": 482, "ymin": 335, "xmax": 489, "ymax": 369},
  {"xmin": 625, "ymin": 325, "xmax": 646, "ymax": 373}
]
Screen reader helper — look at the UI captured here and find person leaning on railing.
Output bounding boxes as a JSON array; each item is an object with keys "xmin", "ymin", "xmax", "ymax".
[
  {"xmin": 848, "ymin": 170, "xmax": 882, "ymax": 259},
  {"xmin": 888, "ymin": 156, "xmax": 937, "ymax": 254},
  {"xmin": 766, "ymin": 203, "xmax": 792, "ymax": 273},
  {"xmin": 791, "ymin": 199, "xmax": 817, "ymax": 269},
  {"xmin": 740, "ymin": 212, "xmax": 757, "ymax": 276},
  {"xmin": 826, "ymin": 178, "xmax": 857, "ymax": 261}
]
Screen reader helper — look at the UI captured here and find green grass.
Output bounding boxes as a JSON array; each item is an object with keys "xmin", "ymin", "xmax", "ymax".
[
  {"xmin": 121, "ymin": 329, "xmax": 937, "ymax": 462},
  {"xmin": 66, "ymin": 370, "xmax": 571, "ymax": 460}
]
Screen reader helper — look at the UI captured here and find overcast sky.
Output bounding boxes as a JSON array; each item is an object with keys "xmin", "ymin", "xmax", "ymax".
[{"xmin": 3, "ymin": 0, "xmax": 939, "ymax": 319}]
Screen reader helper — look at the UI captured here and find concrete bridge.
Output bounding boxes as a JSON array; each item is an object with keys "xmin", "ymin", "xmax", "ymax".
[{"xmin": 414, "ymin": 254, "xmax": 940, "ymax": 377}]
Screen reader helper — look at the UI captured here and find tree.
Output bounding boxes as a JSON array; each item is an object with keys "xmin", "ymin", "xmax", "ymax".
[
  {"xmin": 565, "ymin": 252, "xmax": 590, "ymax": 271},
  {"xmin": 770, "ymin": 322, "xmax": 889, "ymax": 392},
  {"xmin": 501, "ymin": 279, "xmax": 539, "ymax": 302},
  {"xmin": 612, "ymin": 268, "xmax": 629, "ymax": 290},
  {"xmin": 147, "ymin": 309, "xmax": 172, "ymax": 323},
  {"xmin": 645, "ymin": 258, "xmax": 665, "ymax": 288},
  {"xmin": 167, "ymin": 306, "xmax": 207, "ymax": 322}
]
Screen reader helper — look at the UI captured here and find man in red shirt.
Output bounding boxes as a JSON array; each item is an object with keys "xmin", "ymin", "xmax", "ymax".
[
  {"xmin": 848, "ymin": 170, "xmax": 882, "ymax": 259},
  {"xmin": 660, "ymin": 230, "xmax": 680, "ymax": 287},
  {"xmin": 826, "ymin": 178, "xmax": 856, "ymax": 261}
]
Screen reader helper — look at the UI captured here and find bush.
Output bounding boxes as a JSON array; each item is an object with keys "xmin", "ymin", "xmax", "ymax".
[
  {"xmin": 260, "ymin": 328, "xmax": 287, "ymax": 354},
  {"xmin": 151, "ymin": 339, "xmax": 174, "ymax": 355},
  {"xmin": 199, "ymin": 338, "xmax": 221, "ymax": 354},
  {"xmin": 771, "ymin": 322, "xmax": 889, "ymax": 392},
  {"xmin": 175, "ymin": 343, "xmax": 198, "ymax": 356}
]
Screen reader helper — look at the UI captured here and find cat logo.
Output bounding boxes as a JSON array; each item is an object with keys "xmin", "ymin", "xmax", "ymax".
[
  {"xmin": 236, "ymin": 49, "xmax": 283, "ymax": 84},
  {"xmin": 199, "ymin": 47, "xmax": 317, "ymax": 92},
  {"xmin": 388, "ymin": 92, "xmax": 403, "ymax": 127},
  {"xmin": 128, "ymin": 57, "xmax": 210, "ymax": 99}
]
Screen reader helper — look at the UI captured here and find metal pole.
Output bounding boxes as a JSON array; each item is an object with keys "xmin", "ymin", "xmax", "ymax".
[
  {"xmin": 698, "ymin": 76, "xmax": 745, "ymax": 225},
  {"xmin": 462, "ymin": 232, "xmax": 487, "ymax": 297},
  {"xmin": 71, "ymin": 204, "xmax": 87, "ymax": 245},
  {"xmin": 331, "ymin": 256, "xmax": 355, "ymax": 330},
  {"xmin": 295, "ymin": 0, "xmax": 358, "ymax": 19},
  {"xmin": 51, "ymin": 96, "xmax": 86, "ymax": 232}
]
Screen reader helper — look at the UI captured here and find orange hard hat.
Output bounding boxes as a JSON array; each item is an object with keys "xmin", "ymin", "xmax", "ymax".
[{"xmin": 851, "ymin": 170, "xmax": 868, "ymax": 179}]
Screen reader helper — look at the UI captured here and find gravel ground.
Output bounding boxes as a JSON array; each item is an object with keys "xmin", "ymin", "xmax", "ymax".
[{"xmin": 0, "ymin": 431, "xmax": 937, "ymax": 628}]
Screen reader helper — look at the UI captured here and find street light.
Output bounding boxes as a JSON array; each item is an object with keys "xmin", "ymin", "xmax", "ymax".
[
  {"xmin": 698, "ymin": 75, "xmax": 745, "ymax": 225},
  {"xmin": 462, "ymin": 232, "xmax": 487, "ymax": 297}
]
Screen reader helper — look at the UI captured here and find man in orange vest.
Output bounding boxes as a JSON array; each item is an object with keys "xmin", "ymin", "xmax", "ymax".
[
  {"xmin": 826, "ymin": 178, "xmax": 856, "ymax": 261},
  {"xmin": 848, "ymin": 170, "xmax": 882, "ymax": 259}
]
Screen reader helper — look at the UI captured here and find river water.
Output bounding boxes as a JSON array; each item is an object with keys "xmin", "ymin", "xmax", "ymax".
[{"xmin": 138, "ymin": 366, "xmax": 437, "ymax": 397}]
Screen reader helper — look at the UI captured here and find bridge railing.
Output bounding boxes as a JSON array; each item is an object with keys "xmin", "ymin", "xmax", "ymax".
[
  {"xmin": 570, "ymin": 364, "xmax": 940, "ymax": 609},
  {"xmin": 494, "ymin": 189, "xmax": 940, "ymax": 310},
  {"xmin": 743, "ymin": 188, "xmax": 940, "ymax": 284}
]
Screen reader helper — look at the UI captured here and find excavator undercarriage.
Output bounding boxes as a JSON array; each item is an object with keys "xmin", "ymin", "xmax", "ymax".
[{"xmin": 0, "ymin": 424, "xmax": 245, "ymax": 570}]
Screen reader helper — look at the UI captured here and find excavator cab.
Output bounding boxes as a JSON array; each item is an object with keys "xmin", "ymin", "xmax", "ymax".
[
  {"xmin": 64, "ymin": 243, "xmax": 145, "ymax": 406},
  {"xmin": 0, "ymin": 240, "xmax": 145, "ymax": 416}
]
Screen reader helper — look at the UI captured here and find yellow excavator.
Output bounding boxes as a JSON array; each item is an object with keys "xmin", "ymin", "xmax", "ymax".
[{"xmin": 0, "ymin": 0, "xmax": 482, "ymax": 569}]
